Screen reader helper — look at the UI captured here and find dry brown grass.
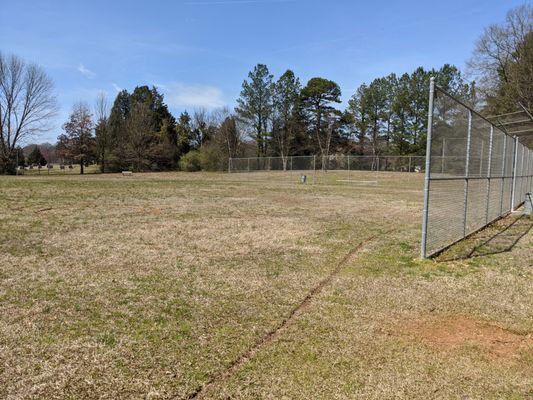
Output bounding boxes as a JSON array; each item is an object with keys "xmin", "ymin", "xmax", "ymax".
[{"xmin": 0, "ymin": 171, "xmax": 531, "ymax": 399}]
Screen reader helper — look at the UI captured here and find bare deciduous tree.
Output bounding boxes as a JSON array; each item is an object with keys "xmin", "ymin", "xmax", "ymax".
[
  {"xmin": 320, "ymin": 111, "xmax": 342, "ymax": 170},
  {"xmin": 94, "ymin": 92, "xmax": 110, "ymax": 172},
  {"xmin": 0, "ymin": 53, "xmax": 57, "ymax": 173},
  {"xmin": 219, "ymin": 115, "xmax": 242, "ymax": 159},
  {"xmin": 212, "ymin": 107, "xmax": 244, "ymax": 159},
  {"xmin": 192, "ymin": 108, "xmax": 214, "ymax": 148},
  {"xmin": 467, "ymin": 4, "xmax": 533, "ymax": 111}
]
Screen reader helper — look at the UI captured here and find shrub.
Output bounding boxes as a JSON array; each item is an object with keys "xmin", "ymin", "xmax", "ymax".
[
  {"xmin": 199, "ymin": 144, "xmax": 224, "ymax": 171},
  {"xmin": 179, "ymin": 150, "xmax": 202, "ymax": 172}
]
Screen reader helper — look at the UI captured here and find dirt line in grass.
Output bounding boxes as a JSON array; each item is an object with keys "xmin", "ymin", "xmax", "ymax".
[{"xmin": 179, "ymin": 233, "xmax": 382, "ymax": 400}]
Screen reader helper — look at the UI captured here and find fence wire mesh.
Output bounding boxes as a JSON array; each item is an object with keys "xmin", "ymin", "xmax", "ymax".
[
  {"xmin": 421, "ymin": 81, "xmax": 533, "ymax": 258},
  {"xmin": 228, "ymin": 154, "xmax": 426, "ymax": 185}
]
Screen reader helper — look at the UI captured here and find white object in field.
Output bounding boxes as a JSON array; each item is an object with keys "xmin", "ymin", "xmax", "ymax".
[
  {"xmin": 524, "ymin": 193, "xmax": 532, "ymax": 216},
  {"xmin": 300, "ymin": 174, "xmax": 307, "ymax": 184},
  {"xmin": 122, "ymin": 171, "xmax": 133, "ymax": 176}
]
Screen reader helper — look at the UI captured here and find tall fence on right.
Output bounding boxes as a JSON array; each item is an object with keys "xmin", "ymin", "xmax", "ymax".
[{"xmin": 421, "ymin": 78, "xmax": 533, "ymax": 258}]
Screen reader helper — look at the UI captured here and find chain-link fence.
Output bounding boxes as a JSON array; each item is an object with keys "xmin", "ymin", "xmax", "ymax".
[
  {"xmin": 421, "ymin": 79, "xmax": 533, "ymax": 258},
  {"xmin": 229, "ymin": 154, "xmax": 426, "ymax": 179}
]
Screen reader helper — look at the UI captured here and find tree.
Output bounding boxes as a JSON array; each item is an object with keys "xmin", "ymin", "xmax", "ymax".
[
  {"xmin": 104, "ymin": 86, "xmax": 178, "ymax": 171},
  {"xmin": 176, "ymin": 111, "xmax": 192, "ymax": 155},
  {"xmin": 506, "ymin": 31, "xmax": 533, "ymax": 111},
  {"xmin": 27, "ymin": 145, "xmax": 46, "ymax": 166},
  {"xmin": 390, "ymin": 74, "xmax": 412, "ymax": 154},
  {"xmin": 193, "ymin": 108, "xmax": 242, "ymax": 171},
  {"xmin": 125, "ymin": 101, "xmax": 155, "ymax": 171},
  {"xmin": 272, "ymin": 70, "xmax": 301, "ymax": 169},
  {"xmin": 0, "ymin": 53, "xmax": 57, "ymax": 173},
  {"xmin": 348, "ymin": 84, "xmax": 370, "ymax": 154},
  {"xmin": 191, "ymin": 108, "xmax": 214, "ymax": 149},
  {"xmin": 60, "ymin": 103, "xmax": 95, "ymax": 174},
  {"xmin": 468, "ymin": 4, "xmax": 533, "ymax": 113},
  {"xmin": 348, "ymin": 65, "xmax": 469, "ymax": 157},
  {"xmin": 218, "ymin": 115, "xmax": 242, "ymax": 159},
  {"xmin": 94, "ymin": 92, "xmax": 110, "ymax": 173},
  {"xmin": 15, "ymin": 146, "xmax": 25, "ymax": 167},
  {"xmin": 236, "ymin": 64, "xmax": 274, "ymax": 156},
  {"xmin": 37, "ymin": 142, "xmax": 57, "ymax": 164},
  {"xmin": 365, "ymin": 78, "xmax": 389, "ymax": 157},
  {"xmin": 300, "ymin": 77, "xmax": 342, "ymax": 165},
  {"xmin": 107, "ymin": 89, "xmax": 131, "ymax": 170}
]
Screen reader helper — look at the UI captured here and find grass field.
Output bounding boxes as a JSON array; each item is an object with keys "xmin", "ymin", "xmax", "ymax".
[{"xmin": 1, "ymin": 171, "xmax": 531, "ymax": 399}]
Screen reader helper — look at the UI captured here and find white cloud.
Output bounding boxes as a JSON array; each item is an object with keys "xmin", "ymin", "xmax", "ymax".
[
  {"xmin": 159, "ymin": 82, "xmax": 225, "ymax": 109},
  {"xmin": 112, "ymin": 83, "xmax": 122, "ymax": 92},
  {"xmin": 77, "ymin": 63, "xmax": 96, "ymax": 79}
]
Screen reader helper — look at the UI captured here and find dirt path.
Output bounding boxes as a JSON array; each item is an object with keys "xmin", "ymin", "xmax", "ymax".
[{"xmin": 179, "ymin": 234, "xmax": 381, "ymax": 400}]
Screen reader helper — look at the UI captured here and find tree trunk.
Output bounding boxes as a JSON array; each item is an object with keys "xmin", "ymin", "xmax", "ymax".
[
  {"xmin": 315, "ymin": 107, "xmax": 325, "ymax": 170},
  {"xmin": 80, "ymin": 158, "xmax": 84, "ymax": 175},
  {"xmin": 100, "ymin": 148, "xmax": 105, "ymax": 173}
]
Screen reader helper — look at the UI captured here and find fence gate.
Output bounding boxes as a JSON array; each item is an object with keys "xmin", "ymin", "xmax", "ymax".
[{"xmin": 421, "ymin": 77, "xmax": 533, "ymax": 258}]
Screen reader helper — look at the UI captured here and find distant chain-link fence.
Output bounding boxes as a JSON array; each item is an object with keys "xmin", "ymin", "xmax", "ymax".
[
  {"xmin": 229, "ymin": 154, "xmax": 426, "ymax": 176},
  {"xmin": 421, "ymin": 79, "xmax": 533, "ymax": 258}
]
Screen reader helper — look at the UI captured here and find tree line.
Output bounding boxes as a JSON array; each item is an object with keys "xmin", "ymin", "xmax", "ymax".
[
  {"xmin": 51, "ymin": 63, "xmax": 470, "ymax": 173},
  {"xmin": 54, "ymin": 86, "xmax": 244, "ymax": 173}
]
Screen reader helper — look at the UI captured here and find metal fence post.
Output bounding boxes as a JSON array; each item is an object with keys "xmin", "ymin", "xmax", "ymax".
[
  {"xmin": 499, "ymin": 136, "xmax": 507, "ymax": 214},
  {"xmin": 525, "ymin": 149, "xmax": 531, "ymax": 193},
  {"xmin": 529, "ymin": 149, "xmax": 532, "ymax": 193},
  {"xmin": 228, "ymin": 158, "xmax": 232, "ymax": 173},
  {"xmin": 421, "ymin": 77, "xmax": 435, "ymax": 259},
  {"xmin": 524, "ymin": 149, "xmax": 531, "ymax": 194},
  {"xmin": 479, "ymin": 139, "xmax": 484, "ymax": 176},
  {"xmin": 408, "ymin": 156, "xmax": 412, "ymax": 173},
  {"xmin": 511, "ymin": 137, "xmax": 518, "ymax": 211},
  {"xmin": 441, "ymin": 138, "xmax": 446, "ymax": 173},
  {"xmin": 312, "ymin": 155, "xmax": 316, "ymax": 184},
  {"xmin": 247, "ymin": 158, "xmax": 250, "ymax": 172},
  {"xmin": 519, "ymin": 145, "xmax": 525, "ymax": 203},
  {"xmin": 347, "ymin": 154, "xmax": 351, "ymax": 181},
  {"xmin": 462, "ymin": 110, "xmax": 473, "ymax": 238},
  {"xmin": 528, "ymin": 149, "xmax": 532, "ymax": 193},
  {"xmin": 485, "ymin": 126, "xmax": 494, "ymax": 224}
]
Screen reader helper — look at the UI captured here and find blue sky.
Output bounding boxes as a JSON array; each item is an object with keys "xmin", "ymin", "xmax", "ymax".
[{"xmin": 0, "ymin": 0, "xmax": 526, "ymax": 143}]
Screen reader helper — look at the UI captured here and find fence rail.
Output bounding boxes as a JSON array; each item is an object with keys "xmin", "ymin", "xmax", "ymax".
[{"xmin": 421, "ymin": 78, "xmax": 533, "ymax": 258}]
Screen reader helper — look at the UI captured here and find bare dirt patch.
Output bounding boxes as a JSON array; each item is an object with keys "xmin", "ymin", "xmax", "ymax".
[{"xmin": 402, "ymin": 315, "xmax": 531, "ymax": 359}]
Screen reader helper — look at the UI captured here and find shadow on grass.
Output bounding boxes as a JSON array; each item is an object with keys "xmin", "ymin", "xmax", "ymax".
[{"xmin": 436, "ymin": 215, "xmax": 533, "ymax": 262}]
